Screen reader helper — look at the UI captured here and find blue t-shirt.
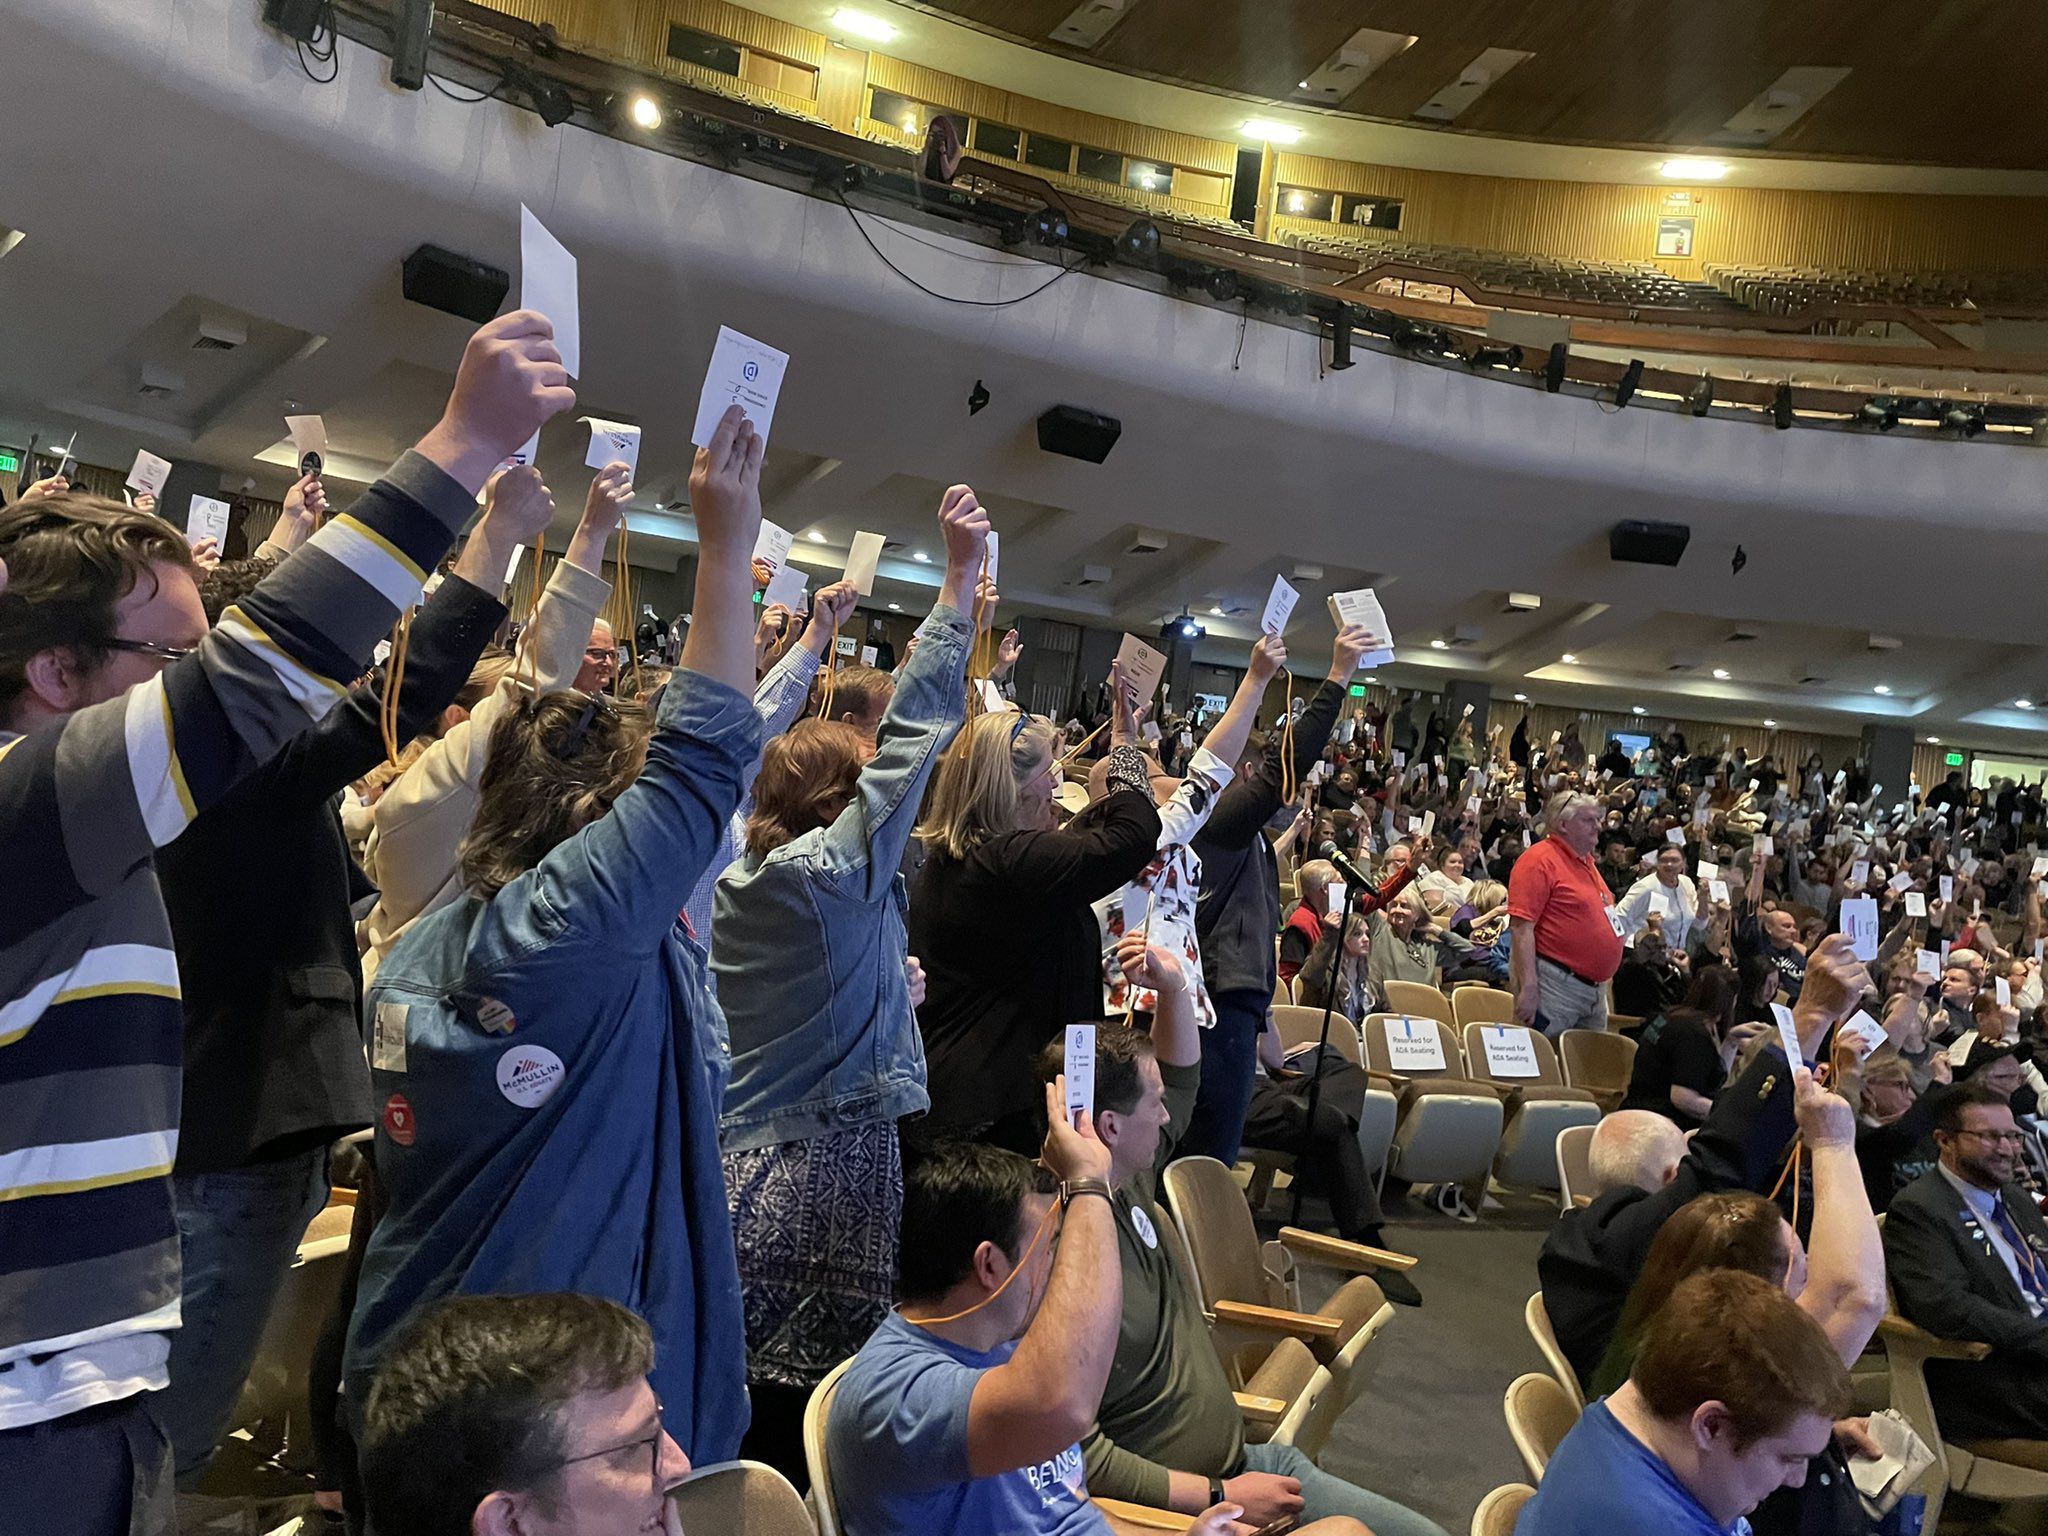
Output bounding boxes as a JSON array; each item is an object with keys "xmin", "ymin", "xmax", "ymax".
[
  {"xmin": 1517, "ymin": 1401, "xmax": 1749, "ymax": 1536},
  {"xmin": 828, "ymin": 1310, "xmax": 1110, "ymax": 1536}
]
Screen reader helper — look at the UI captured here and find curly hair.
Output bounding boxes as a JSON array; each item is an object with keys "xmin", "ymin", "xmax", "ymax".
[
  {"xmin": 458, "ymin": 690, "xmax": 650, "ymax": 899},
  {"xmin": 0, "ymin": 493, "xmax": 195, "ymax": 721}
]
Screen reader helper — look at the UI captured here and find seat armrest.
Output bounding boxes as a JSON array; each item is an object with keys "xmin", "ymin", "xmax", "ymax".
[
  {"xmin": 1212, "ymin": 1299, "xmax": 1344, "ymax": 1339},
  {"xmin": 1276, "ymin": 1226, "xmax": 1420, "ymax": 1273},
  {"xmin": 1877, "ymin": 1313, "xmax": 1992, "ymax": 1361},
  {"xmin": 1367, "ymin": 1069, "xmax": 1405, "ymax": 1092},
  {"xmin": 1233, "ymin": 1392, "xmax": 1289, "ymax": 1425}
]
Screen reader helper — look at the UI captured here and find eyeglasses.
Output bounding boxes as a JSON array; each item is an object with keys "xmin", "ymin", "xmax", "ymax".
[
  {"xmin": 543, "ymin": 1403, "xmax": 666, "ymax": 1486},
  {"xmin": 585, "ymin": 647, "xmax": 622, "ymax": 666},
  {"xmin": 105, "ymin": 637, "xmax": 198, "ymax": 665},
  {"xmin": 1956, "ymin": 1128, "xmax": 2027, "ymax": 1148}
]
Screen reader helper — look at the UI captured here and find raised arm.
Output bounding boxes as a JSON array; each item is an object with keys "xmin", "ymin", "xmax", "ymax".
[
  {"xmin": 1792, "ymin": 1065, "xmax": 1887, "ymax": 1365},
  {"xmin": 1154, "ymin": 634, "xmax": 1285, "ymax": 850}
]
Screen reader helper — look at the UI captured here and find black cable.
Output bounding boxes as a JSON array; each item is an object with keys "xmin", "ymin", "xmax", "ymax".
[
  {"xmin": 295, "ymin": 1, "xmax": 340, "ymax": 83},
  {"xmin": 426, "ymin": 70, "xmax": 506, "ymax": 104},
  {"xmin": 834, "ymin": 188, "xmax": 1084, "ymax": 307}
]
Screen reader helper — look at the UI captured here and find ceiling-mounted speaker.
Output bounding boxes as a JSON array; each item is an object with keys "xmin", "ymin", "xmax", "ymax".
[
  {"xmin": 1037, "ymin": 404, "xmax": 1122, "ymax": 464},
  {"xmin": 402, "ymin": 244, "xmax": 510, "ymax": 323},
  {"xmin": 1609, "ymin": 519, "xmax": 1692, "ymax": 567}
]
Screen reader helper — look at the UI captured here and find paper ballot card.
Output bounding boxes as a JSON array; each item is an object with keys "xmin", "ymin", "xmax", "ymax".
[
  {"xmin": 582, "ymin": 417, "xmax": 642, "ymax": 478},
  {"xmin": 1325, "ymin": 588, "xmax": 1396, "ymax": 666},
  {"xmin": 983, "ymin": 529, "xmax": 1000, "ymax": 584},
  {"xmin": 981, "ymin": 679, "xmax": 1014, "ymax": 715},
  {"xmin": 1754, "ymin": 834, "xmax": 1774, "ymax": 856},
  {"xmin": 2033, "ymin": 855, "xmax": 2048, "ymax": 879},
  {"xmin": 1479, "ymin": 1025, "xmax": 1540, "ymax": 1079},
  {"xmin": 1841, "ymin": 896, "xmax": 1880, "ymax": 961},
  {"xmin": 519, "ymin": 205, "xmax": 579, "ymax": 377},
  {"xmin": 1262, "ymin": 574, "xmax": 1300, "ymax": 635},
  {"xmin": 1940, "ymin": 875, "xmax": 1956, "ymax": 902},
  {"xmin": 1326, "ymin": 880, "xmax": 1347, "ymax": 919},
  {"xmin": 285, "ymin": 413, "xmax": 327, "ymax": 474},
  {"xmin": 1999, "ymin": 977, "xmax": 2013, "ymax": 1008},
  {"xmin": 185, "ymin": 494, "xmax": 230, "ymax": 548},
  {"xmin": 1888, "ymin": 871, "xmax": 1914, "ymax": 893},
  {"xmin": 1115, "ymin": 634, "xmax": 1168, "ymax": 702},
  {"xmin": 860, "ymin": 645, "xmax": 878, "ymax": 667},
  {"xmin": 1383, "ymin": 1016, "xmax": 1447, "ymax": 1072},
  {"xmin": 843, "ymin": 531, "xmax": 886, "ymax": 595},
  {"xmin": 1916, "ymin": 949, "xmax": 1941, "ymax": 978},
  {"xmin": 1904, "ymin": 891, "xmax": 1927, "ymax": 918},
  {"xmin": 1708, "ymin": 879, "xmax": 1730, "ymax": 906},
  {"xmin": 1064, "ymin": 1025, "xmax": 1096, "ymax": 1128},
  {"xmin": 1851, "ymin": 860, "xmax": 1870, "ymax": 887},
  {"xmin": 501, "ymin": 541, "xmax": 527, "ymax": 590},
  {"xmin": 1698, "ymin": 860, "xmax": 1720, "ymax": 881},
  {"xmin": 763, "ymin": 560, "xmax": 808, "ymax": 613},
  {"xmin": 692, "ymin": 326, "xmax": 788, "ymax": 450},
  {"xmin": 125, "ymin": 450, "xmax": 172, "ymax": 498},
  {"xmin": 1772, "ymin": 1002, "xmax": 1803, "ymax": 1066},
  {"xmin": 753, "ymin": 519, "xmax": 795, "ymax": 582},
  {"xmin": 1122, "ymin": 883, "xmax": 1151, "ymax": 934},
  {"xmin": 1666, "ymin": 828, "xmax": 1686, "ymax": 845},
  {"xmin": 1840, "ymin": 1009, "xmax": 1886, "ymax": 1061}
]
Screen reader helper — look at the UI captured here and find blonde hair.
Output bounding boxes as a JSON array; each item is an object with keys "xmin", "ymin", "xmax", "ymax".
[
  {"xmin": 915, "ymin": 710, "xmax": 1062, "ymax": 860},
  {"xmin": 1469, "ymin": 879, "xmax": 1507, "ymax": 912}
]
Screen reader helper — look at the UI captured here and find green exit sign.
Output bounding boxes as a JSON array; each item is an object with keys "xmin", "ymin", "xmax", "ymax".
[
  {"xmin": 0, "ymin": 450, "xmax": 19, "ymax": 476},
  {"xmin": 1946, "ymin": 751, "xmax": 1965, "ymax": 767},
  {"xmin": 1348, "ymin": 683, "xmax": 1367, "ymax": 697}
]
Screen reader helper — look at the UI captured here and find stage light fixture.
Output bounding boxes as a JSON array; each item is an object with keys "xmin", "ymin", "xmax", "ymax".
[
  {"xmin": 517, "ymin": 68, "xmax": 574, "ymax": 126},
  {"xmin": 1613, "ymin": 358, "xmax": 1645, "ymax": 409},
  {"xmin": 1688, "ymin": 376, "xmax": 1714, "ymax": 417},
  {"xmin": 1942, "ymin": 402, "xmax": 1986, "ymax": 437},
  {"xmin": 967, "ymin": 380, "xmax": 990, "ymax": 415},
  {"xmin": 1772, "ymin": 383, "xmax": 1794, "ymax": 430},
  {"xmin": 1116, "ymin": 219, "xmax": 1160, "ymax": 264},
  {"xmin": 1858, "ymin": 396, "xmax": 1899, "ymax": 431},
  {"xmin": 1469, "ymin": 344, "xmax": 1523, "ymax": 371},
  {"xmin": 1204, "ymin": 268, "xmax": 1240, "ymax": 302},
  {"xmin": 1544, "ymin": 342, "xmax": 1568, "ymax": 393},
  {"xmin": 1028, "ymin": 206, "xmax": 1068, "ymax": 246},
  {"xmin": 1326, "ymin": 305, "xmax": 1355, "ymax": 371}
]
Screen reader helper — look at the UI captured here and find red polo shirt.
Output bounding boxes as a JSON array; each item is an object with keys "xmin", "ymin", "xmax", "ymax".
[{"xmin": 1508, "ymin": 836, "xmax": 1624, "ymax": 983}]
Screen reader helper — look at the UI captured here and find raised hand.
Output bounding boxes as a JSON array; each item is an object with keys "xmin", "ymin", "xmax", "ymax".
[
  {"xmin": 18, "ymin": 474, "xmax": 68, "ymax": 502},
  {"xmin": 1247, "ymin": 631, "xmax": 1286, "ymax": 687},
  {"xmin": 1793, "ymin": 1065, "xmax": 1855, "ymax": 1151},
  {"xmin": 584, "ymin": 460, "xmax": 633, "ymax": 526},
  {"xmin": 133, "ymin": 493, "xmax": 158, "ymax": 516},
  {"xmin": 687, "ymin": 405, "xmax": 764, "ymax": 553},
  {"xmin": 937, "ymin": 484, "xmax": 988, "ymax": 611},
  {"xmin": 996, "ymin": 627, "xmax": 1024, "ymax": 676},
  {"xmin": 808, "ymin": 579, "xmax": 859, "ymax": 635},
  {"xmin": 1041, "ymin": 1078, "xmax": 1112, "ymax": 1180},
  {"xmin": 1115, "ymin": 931, "xmax": 1188, "ymax": 996},
  {"xmin": 1108, "ymin": 661, "xmax": 1139, "ymax": 749},
  {"xmin": 189, "ymin": 536, "xmax": 221, "ymax": 572},
  {"xmin": 481, "ymin": 465, "xmax": 556, "ymax": 545},
  {"xmin": 417, "ymin": 309, "xmax": 578, "ymax": 494},
  {"xmin": 754, "ymin": 603, "xmax": 793, "ymax": 670},
  {"xmin": 1328, "ymin": 623, "xmax": 1376, "ymax": 681}
]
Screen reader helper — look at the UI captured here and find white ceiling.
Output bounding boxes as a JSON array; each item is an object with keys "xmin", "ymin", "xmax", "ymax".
[{"xmin": 5, "ymin": 0, "xmax": 2048, "ymax": 753}]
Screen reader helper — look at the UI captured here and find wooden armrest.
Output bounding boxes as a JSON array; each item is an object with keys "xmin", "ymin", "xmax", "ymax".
[
  {"xmin": 1094, "ymin": 1496, "xmax": 1186, "ymax": 1531},
  {"xmin": 1277, "ymin": 1226, "xmax": 1419, "ymax": 1272},
  {"xmin": 1877, "ymin": 1313, "xmax": 1992, "ymax": 1361},
  {"xmin": 1367, "ymin": 1069, "xmax": 1404, "ymax": 1092},
  {"xmin": 328, "ymin": 1187, "xmax": 357, "ymax": 1207},
  {"xmin": 1233, "ymin": 1391, "xmax": 1289, "ymax": 1425},
  {"xmin": 1212, "ymin": 1299, "xmax": 1344, "ymax": 1339}
]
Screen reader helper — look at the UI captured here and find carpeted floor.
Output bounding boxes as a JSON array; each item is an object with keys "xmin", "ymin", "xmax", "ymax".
[{"xmin": 1292, "ymin": 1188, "xmax": 1561, "ymax": 1535}]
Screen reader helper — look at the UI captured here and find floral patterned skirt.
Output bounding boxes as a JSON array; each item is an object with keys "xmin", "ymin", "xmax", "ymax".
[{"xmin": 723, "ymin": 1120, "xmax": 902, "ymax": 1389}]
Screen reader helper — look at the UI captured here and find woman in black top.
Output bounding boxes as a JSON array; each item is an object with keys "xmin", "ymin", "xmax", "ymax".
[
  {"xmin": 1622, "ymin": 965, "xmax": 1747, "ymax": 1131},
  {"xmin": 908, "ymin": 674, "xmax": 1159, "ymax": 1152}
]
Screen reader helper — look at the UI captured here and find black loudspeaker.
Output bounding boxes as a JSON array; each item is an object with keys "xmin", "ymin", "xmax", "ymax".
[
  {"xmin": 1609, "ymin": 519, "xmax": 1692, "ymax": 567},
  {"xmin": 402, "ymin": 245, "xmax": 509, "ymax": 324},
  {"xmin": 1036, "ymin": 405, "xmax": 1122, "ymax": 464},
  {"xmin": 263, "ymin": 0, "xmax": 326, "ymax": 41},
  {"xmin": 390, "ymin": 0, "xmax": 435, "ymax": 91}
]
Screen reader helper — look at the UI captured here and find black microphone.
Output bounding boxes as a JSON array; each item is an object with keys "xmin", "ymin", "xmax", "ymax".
[{"xmin": 1325, "ymin": 847, "xmax": 1381, "ymax": 900}]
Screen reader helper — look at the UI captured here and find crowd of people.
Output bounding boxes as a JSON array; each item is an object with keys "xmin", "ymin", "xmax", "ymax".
[{"xmin": 5, "ymin": 305, "xmax": 2048, "ymax": 1536}]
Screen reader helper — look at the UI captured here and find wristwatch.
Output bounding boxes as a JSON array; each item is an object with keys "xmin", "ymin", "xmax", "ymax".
[
  {"xmin": 1209, "ymin": 1478, "xmax": 1227, "ymax": 1509},
  {"xmin": 1060, "ymin": 1176, "xmax": 1113, "ymax": 1208}
]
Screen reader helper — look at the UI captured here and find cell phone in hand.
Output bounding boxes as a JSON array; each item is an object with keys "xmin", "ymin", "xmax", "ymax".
[{"xmin": 1246, "ymin": 1520, "xmax": 1298, "ymax": 1536}]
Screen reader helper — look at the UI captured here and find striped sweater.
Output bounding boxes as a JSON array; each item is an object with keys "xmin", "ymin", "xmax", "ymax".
[{"xmin": 0, "ymin": 451, "xmax": 473, "ymax": 1430}]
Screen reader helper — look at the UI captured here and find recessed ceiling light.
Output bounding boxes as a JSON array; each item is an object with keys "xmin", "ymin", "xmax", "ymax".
[
  {"xmin": 2018, "ymin": 699, "xmax": 2036, "ymax": 710},
  {"xmin": 807, "ymin": 529, "xmax": 828, "ymax": 544},
  {"xmin": 1298, "ymin": 80, "xmax": 1310, "ymax": 89},
  {"xmin": 1874, "ymin": 685, "xmax": 1892, "ymax": 696},
  {"xmin": 1927, "ymin": 736, "xmax": 1942, "ymax": 745},
  {"xmin": 629, "ymin": 94, "xmax": 662, "ymax": 130},
  {"xmin": 1429, "ymin": 638, "xmax": 1448, "ymax": 650},
  {"xmin": 911, "ymin": 550, "xmax": 929, "ymax": 563},
  {"xmin": 1209, "ymin": 606, "xmax": 1225, "ymax": 617},
  {"xmin": 1660, "ymin": 157, "xmax": 1728, "ymax": 180},
  {"xmin": 1240, "ymin": 119, "xmax": 1303, "ymax": 144},
  {"xmin": 1711, "ymin": 668, "xmax": 1730, "ymax": 680},
  {"xmin": 1763, "ymin": 718, "xmax": 1777, "ymax": 727},
  {"xmin": 1560, "ymin": 653, "xmax": 1576, "ymax": 664},
  {"xmin": 830, "ymin": 8, "xmax": 896, "ymax": 42},
  {"xmin": 1513, "ymin": 693, "xmax": 1527, "ymax": 702},
  {"xmin": 887, "ymin": 602, "xmax": 901, "ymax": 611},
  {"xmin": 1631, "ymin": 706, "xmax": 1646, "ymax": 716}
]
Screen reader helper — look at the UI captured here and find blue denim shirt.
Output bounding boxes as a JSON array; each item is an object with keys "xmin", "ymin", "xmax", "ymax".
[
  {"xmin": 344, "ymin": 670, "xmax": 761, "ymax": 1464},
  {"xmin": 713, "ymin": 603, "xmax": 970, "ymax": 1152}
]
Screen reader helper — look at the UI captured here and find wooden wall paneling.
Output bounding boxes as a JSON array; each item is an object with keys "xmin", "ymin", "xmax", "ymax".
[
  {"xmin": 817, "ymin": 43, "xmax": 870, "ymax": 131},
  {"xmin": 867, "ymin": 53, "xmax": 1013, "ymax": 124}
]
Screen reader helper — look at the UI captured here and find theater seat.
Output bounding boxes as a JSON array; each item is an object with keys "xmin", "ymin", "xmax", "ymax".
[
  {"xmin": 1470, "ymin": 1483, "xmax": 1536, "ymax": 1536},
  {"xmin": 670, "ymin": 1460, "xmax": 818, "ymax": 1536},
  {"xmin": 225, "ymin": 1232, "xmax": 351, "ymax": 1470},
  {"xmin": 1559, "ymin": 1028, "xmax": 1637, "ymax": 1113},
  {"xmin": 1554, "ymin": 1122, "xmax": 1596, "ymax": 1212},
  {"xmin": 1876, "ymin": 1311, "xmax": 2048, "ymax": 1532},
  {"xmin": 1381, "ymin": 979, "xmax": 1455, "ymax": 1028},
  {"xmin": 1450, "ymin": 985, "xmax": 1517, "ymax": 1029},
  {"xmin": 1460, "ymin": 1023, "xmax": 1601, "ymax": 1191},
  {"xmin": 802, "ymin": 1358, "xmax": 855, "ymax": 1536},
  {"xmin": 1524, "ymin": 1293, "xmax": 1585, "ymax": 1410},
  {"xmin": 1363, "ymin": 1013, "xmax": 1504, "ymax": 1204},
  {"xmin": 1503, "ymin": 1372, "xmax": 1581, "ymax": 1481}
]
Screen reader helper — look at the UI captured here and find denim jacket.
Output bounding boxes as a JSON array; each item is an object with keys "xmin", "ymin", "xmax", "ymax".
[
  {"xmin": 713, "ymin": 603, "xmax": 970, "ymax": 1152},
  {"xmin": 345, "ymin": 671, "xmax": 761, "ymax": 1463}
]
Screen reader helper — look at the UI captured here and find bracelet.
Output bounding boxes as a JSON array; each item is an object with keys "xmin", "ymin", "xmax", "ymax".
[{"xmin": 1060, "ymin": 1177, "xmax": 1114, "ymax": 1209}]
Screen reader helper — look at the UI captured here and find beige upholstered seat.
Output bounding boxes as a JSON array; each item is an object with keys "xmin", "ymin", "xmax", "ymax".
[
  {"xmin": 1504, "ymin": 1371, "xmax": 1581, "ymax": 1481},
  {"xmin": 1524, "ymin": 1292, "xmax": 1585, "ymax": 1410},
  {"xmin": 1559, "ymin": 1028, "xmax": 1638, "ymax": 1113},
  {"xmin": 670, "ymin": 1460, "xmax": 818, "ymax": 1536},
  {"xmin": 1470, "ymin": 1483, "xmax": 1536, "ymax": 1536},
  {"xmin": 1460, "ymin": 1022, "xmax": 1602, "ymax": 1190}
]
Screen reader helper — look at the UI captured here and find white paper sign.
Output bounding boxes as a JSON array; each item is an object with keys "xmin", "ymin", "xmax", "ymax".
[
  {"xmin": 1888, "ymin": 872, "xmax": 1914, "ymax": 893},
  {"xmin": 1383, "ymin": 1015, "xmax": 1447, "ymax": 1072},
  {"xmin": 285, "ymin": 413, "xmax": 327, "ymax": 475},
  {"xmin": 1326, "ymin": 879, "xmax": 1347, "ymax": 919},
  {"xmin": 185, "ymin": 493, "xmax": 231, "ymax": 548},
  {"xmin": 2032, "ymin": 856, "xmax": 2048, "ymax": 879},
  {"xmin": 1916, "ymin": 949, "xmax": 1941, "ymax": 978},
  {"xmin": 1064, "ymin": 1024, "xmax": 1096, "ymax": 1127},
  {"xmin": 501, "ymin": 541, "xmax": 527, "ymax": 590},
  {"xmin": 126, "ymin": 450, "xmax": 172, "ymax": 498},
  {"xmin": 1139, "ymin": 719, "xmax": 1161, "ymax": 743},
  {"xmin": 1940, "ymin": 875, "xmax": 1955, "ymax": 902},
  {"xmin": 1326, "ymin": 588, "xmax": 1395, "ymax": 667},
  {"xmin": 1904, "ymin": 891, "xmax": 1927, "ymax": 918},
  {"xmin": 981, "ymin": 678, "xmax": 1015, "ymax": 714},
  {"xmin": 1122, "ymin": 884, "xmax": 1151, "ymax": 934},
  {"xmin": 859, "ymin": 644, "xmax": 878, "ymax": 667},
  {"xmin": 581, "ymin": 416, "xmax": 642, "ymax": 477},
  {"xmin": 763, "ymin": 561, "xmax": 808, "ymax": 613},
  {"xmin": 1114, "ymin": 634, "xmax": 1168, "ymax": 702},
  {"xmin": 1698, "ymin": 860, "xmax": 1720, "ymax": 881},
  {"xmin": 843, "ymin": 531, "xmax": 886, "ymax": 595},
  {"xmin": 983, "ymin": 529, "xmax": 1000, "ymax": 584},
  {"xmin": 1408, "ymin": 816, "xmax": 1424, "ymax": 834},
  {"xmin": 753, "ymin": 519, "xmax": 795, "ymax": 581},
  {"xmin": 1850, "ymin": 860, "xmax": 1870, "ymax": 887},
  {"xmin": 1262, "ymin": 574, "xmax": 1300, "ymax": 636},
  {"xmin": 1479, "ymin": 1025, "xmax": 1540, "ymax": 1079},
  {"xmin": 1708, "ymin": 878, "xmax": 1730, "ymax": 906},
  {"xmin": 519, "ymin": 204, "xmax": 580, "ymax": 376},
  {"xmin": 1467, "ymin": 795, "xmax": 1482, "ymax": 815},
  {"xmin": 1754, "ymin": 834, "xmax": 1774, "ymax": 856},
  {"xmin": 1839, "ymin": 1008, "xmax": 1886, "ymax": 1061},
  {"xmin": 1771, "ymin": 1001, "xmax": 1802, "ymax": 1065},
  {"xmin": 1998, "ymin": 977, "xmax": 2013, "ymax": 1008},
  {"xmin": 1841, "ymin": 896, "xmax": 1880, "ymax": 962},
  {"xmin": 692, "ymin": 325, "xmax": 789, "ymax": 449},
  {"xmin": 1665, "ymin": 828, "xmax": 1685, "ymax": 846}
]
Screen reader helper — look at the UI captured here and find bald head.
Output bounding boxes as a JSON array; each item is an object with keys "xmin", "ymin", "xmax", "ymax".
[{"xmin": 1587, "ymin": 1110, "xmax": 1686, "ymax": 1198}]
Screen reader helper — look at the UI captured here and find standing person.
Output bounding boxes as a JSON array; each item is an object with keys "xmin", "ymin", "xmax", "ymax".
[
  {"xmin": 0, "ymin": 309, "xmax": 571, "ymax": 1533},
  {"xmin": 344, "ymin": 407, "xmax": 766, "ymax": 1469},
  {"xmin": 910, "ymin": 668, "xmax": 1162, "ymax": 1151},
  {"xmin": 1510, "ymin": 790, "xmax": 1625, "ymax": 1036},
  {"xmin": 1181, "ymin": 626, "xmax": 1377, "ymax": 1165},
  {"xmin": 711, "ymin": 485, "xmax": 987, "ymax": 1482},
  {"xmin": 150, "ymin": 479, "xmax": 556, "ymax": 1486},
  {"xmin": 1616, "ymin": 844, "xmax": 1701, "ymax": 950}
]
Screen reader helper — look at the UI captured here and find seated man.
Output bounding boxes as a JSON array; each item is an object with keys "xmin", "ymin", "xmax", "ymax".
[
  {"xmin": 1520, "ymin": 1270, "xmax": 1851, "ymax": 1536},
  {"xmin": 1033, "ymin": 942, "xmax": 1446, "ymax": 1536},
  {"xmin": 1539, "ymin": 935, "xmax": 1867, "ymax": 1386},
  {"xmin": 358, "ymin": 1292, "xmax": 692, "ymax": 1536},
  {"xmin": 1883, "ymin": 1081, "xmax": 2048, "ymax": 1442},
  {"xmin": 827, "ymin": 1088, "xmax": 1351, "ymax": 1536},
  {"xmin": 1585, "ymin": 1109, "xmax": 1686, "ymax": 1200}
]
